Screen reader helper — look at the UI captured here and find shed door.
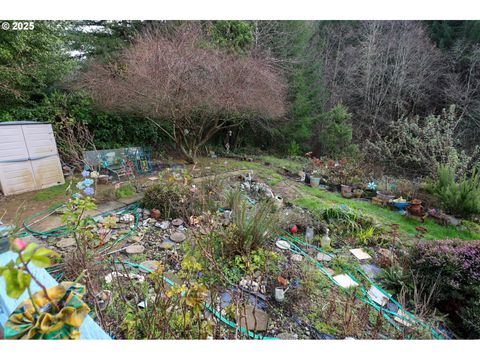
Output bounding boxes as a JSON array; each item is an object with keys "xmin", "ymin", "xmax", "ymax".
[
  {"xmin": 0, "ymin": 125, "xmax": 37, "ymax": 195},
  {"xmin": 22, "ymin": 124, "xmax": 64, "ymax": 189}
]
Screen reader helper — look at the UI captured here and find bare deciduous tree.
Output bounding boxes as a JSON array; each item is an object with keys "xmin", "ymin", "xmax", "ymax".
[
  {"xmin": 318, "ymin": 21, "xmax": 444, "ymax": 139},
  {"xmin": 78, "ymin": 26, "xmax": 286, "ymax": 162}
]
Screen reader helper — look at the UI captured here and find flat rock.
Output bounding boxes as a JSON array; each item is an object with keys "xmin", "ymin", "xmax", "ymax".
[
  {"xmin": 140, "ymin": 260, "xmax": 162, "ymax": 273},
  {"xmin": 350, "ymin": 248, "xmax": 372, "ymax": 260},
  {"xmin": 333, "ymin": 274, "xmax": 359, "ymax": 289},
  {"xmin": 235, "ymin": 304, "xmax": 269, "ymax": 332},
  {"xmin": 56, "ymin": 237, "xmax": 76, "ymax": 248},
  {"xmin": 171, "ymin": 218, "xmax": 184, "ymax": 226},
  {"xmin": 316, "ymin": 252, "xmax": 332, "ymax": 261},
  {"xmin": 125, "ymin": 244, "xmax": 145, "ymax": 254},
  {"xmin": 291, "ymin": 254, "xmax": 303, "ymax": 262},
  {"xmin": 367, "ymin": 286, "xmax": 390, "ymax": 306},
  {"xmin": 170, "ymin": 232, "xmax": 186, "ymax": 243}
]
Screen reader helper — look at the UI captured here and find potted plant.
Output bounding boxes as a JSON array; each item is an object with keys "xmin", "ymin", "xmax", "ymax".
[
  {"xmin": 310, "ymin": 170, "xmax": 321, "ymax": 188},
  {"xmin": 407, "ymin": 199, "xmax": 425, "ymax": 217}
]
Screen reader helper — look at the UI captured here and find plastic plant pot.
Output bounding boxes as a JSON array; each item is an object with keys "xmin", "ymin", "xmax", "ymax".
[
  {"xmin": 274, "ymin": 287, "xmax": 285, "ymax": 302},
  {"xmin": 310, "ymin": 177, "xmax": 321, "ymax": 187},
  {"xmin": 392, "ymin": 202, "xmax": 410, "ymax": 211}
]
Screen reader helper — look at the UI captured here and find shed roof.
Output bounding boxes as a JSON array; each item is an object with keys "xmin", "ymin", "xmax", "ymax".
[{"xmin": 0, "ymin": 120, "xmax": 46, "ymax": 126}]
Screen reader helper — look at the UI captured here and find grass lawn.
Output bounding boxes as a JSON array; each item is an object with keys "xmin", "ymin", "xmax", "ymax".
[
  {"xmin": 257, "ymin": 155, "xmax": 306, "ymax": 173},
  {"xmin": 32, "ymin": 182, "xmax": 70, "ymax": 201},
  {"xmin": 294, "ymin": 185, "xmax": 480, "ymax": 241}
]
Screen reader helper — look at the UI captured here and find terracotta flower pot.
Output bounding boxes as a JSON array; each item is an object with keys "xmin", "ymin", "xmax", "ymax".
[
  {"xmin": 341, "ymin": 184, "xmax": 353, "ymax": 198},
  {"xmin": 151, "ymin": 208, "xmax": 161, "ymax": 219},
  {"xmin": 407, "ymin": 199, "xmax": 424, "ymax": 217}
]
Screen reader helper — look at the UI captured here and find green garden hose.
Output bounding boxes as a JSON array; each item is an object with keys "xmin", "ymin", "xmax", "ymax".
[{"xmin": 279, "ymin": 232, "xmax": 446, "ymax": 339}]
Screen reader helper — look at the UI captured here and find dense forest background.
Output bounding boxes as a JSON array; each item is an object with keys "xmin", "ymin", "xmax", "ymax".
[{"xmin": 1, "ymin": 20, "xmax": 480, "ymax": 176}]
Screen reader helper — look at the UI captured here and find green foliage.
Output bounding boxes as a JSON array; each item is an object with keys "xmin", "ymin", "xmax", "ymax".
[
  {"xmin": 231, "ymin": 248, "xmax": 281, "ymax": 275},
  {"xmin": 3, "ymin": 91, "xmax": 168, "ymax": 154},
  {"xmin": 0, "ymin": 21, "xmax": 75, "ymax": 112},
  {"xmin": 356, "ymin": 226, "xmax": 375, "ymax": 246},
  {"xmin": 287, "ymin": 140, "xmax": 302, "ymax": 157},
  {"xmin": 317, "ymin": 206, "xmax": 374, "ymax": 236},
  {"xmin": 141, "ymin": 182, "xmax": 189, "ymax": 219},
  {"xmin": 428, "ymin": 164, "xmax": 480, "ymax": 217},
  {"xmin": 379, "ymin": 265, "xmax": 412, "ymax": 295},
  {"xmin": 228, "ymin": 197, "xmax": 277, "ymax": 256},
  {"xmin": 366, "ymin": 106, "xmax": 480, "ymax": 177},
  {"xmin": 33, "ymin": 183, "xmax": 69, "ymax": 201},
  {"xmin": 314, "ymin": 104, "xmax": 358, "ymax": 159},
  {"xmin": 0, "ymin": 241, "xmax": 59, "ymax": 299},
  {"xmin": 209, "ymin": 21, "xmax": 254, "ymax": 52},
  {"xmin": 115, "ymin": 183, "xmax": 136, "ymax": 199},
  {"xmin": 427, "ymin": 20, "xmax": 480, "ymax": 49}
]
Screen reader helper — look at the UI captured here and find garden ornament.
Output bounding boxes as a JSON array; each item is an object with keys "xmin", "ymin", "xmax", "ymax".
[
  {"xmin": 367, "ymin": 181, "xmax": 377, "ymax": 190},
  {"xmin": 4, "ymin": 282, "xmax": 90, "ymax": 339}
]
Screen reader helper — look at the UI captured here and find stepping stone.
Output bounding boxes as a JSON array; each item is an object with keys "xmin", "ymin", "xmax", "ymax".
[
  {"xmin": 275, "ymin": 239, "xmax": 290, "ymax": 250},
  {"xmin": 291, "ymin": 254, "xmax": 303, "ymax": 262},
  {"xmin": 367, "ymin": 286, "xmax": 390, "ymax": 306},
  {"xmin": 333, "ymin": 274, "xmax": 359, "ymax": 289},
  {"xmin": 57, "ymin": 237, "xmax": 76, "ymax": 248},
  {"xmin": 171, "ymin": 218, "xmax": 184, "ymax": 226},
  {"xmin": 316, "ymin": 252, "xmax": 332, "ymax": 261},
  {"xmin": 140, "ymin": 260, "xmax": 162, "ymax": 273},
  {"xmin": 125, "ymin": 244, "xmax": 145, "ymax": 254},
  {"xmin": 235, "ymin": 304, "xmax": 269, "ymax": 332},
  {"xmin": 393, "ymin": 309, "xmax": 413, "ymax": 327},
  {"xmin": 170, "ymin": 232, "xmax": 186, "ymax": 243},
  {"xmin": 350, "ymin": 248, "xmax": 372, "ymax": 260}
]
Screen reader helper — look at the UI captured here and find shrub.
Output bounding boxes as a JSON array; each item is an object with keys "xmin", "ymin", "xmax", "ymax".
[
  {"xmin": 115, "ymin": 183, "xmax": 136, "ymax": 199},
  {"xmin": 366, "ymin": 106, "xmax": 480, "ymax": 177},
  {"xmin": 428, "ymin": 164, "xmax": 480, "ymax": 218},
  {"xmin": 141, "ymin": 183, "xmax": 189, "ymax": 219},
  {"xmin": 317, "ymin": 206, "xmax": 375, "ymax": 235},
  {"xmin": 408, "ymin": 239, "xmax": 480, "ymax": 337},
  {"xmin": 313, "ymin": 104, "xmax": 358, "ymax": 159},
  {"xmin": 287, "ymin": 140, "xmax": 302, "ymax": 157}
]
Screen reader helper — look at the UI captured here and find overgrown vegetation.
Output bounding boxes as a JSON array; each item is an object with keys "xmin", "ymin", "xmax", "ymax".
[{"xmin": 428, "ymin": 164, "xmax": 480, "ymax": 218}]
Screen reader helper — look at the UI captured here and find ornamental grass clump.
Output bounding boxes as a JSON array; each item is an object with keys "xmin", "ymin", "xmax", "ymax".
[{"xmin": 229, "ymin": 194, "xmax": 277, "ymax": 257}]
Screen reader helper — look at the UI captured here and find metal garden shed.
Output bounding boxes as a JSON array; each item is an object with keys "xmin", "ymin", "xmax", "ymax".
[{"xmin": 0, "ymin": 121, "xmax": 64, "ymax": 196}]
